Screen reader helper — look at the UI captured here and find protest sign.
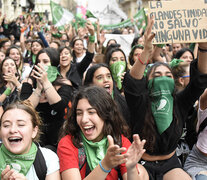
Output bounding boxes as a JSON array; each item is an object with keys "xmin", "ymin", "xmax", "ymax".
[{"xmin": 149, "ymin": 0, "xmax": 207, "ymax": 44}]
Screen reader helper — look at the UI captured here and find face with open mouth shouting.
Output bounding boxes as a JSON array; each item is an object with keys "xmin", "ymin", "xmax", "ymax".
[
  {"xmin": 0, "ymin": 108, "xmax": 38, "ymax": 155},
  {"xmin": 76, "ymin": 98, "xmax": 104, "ymax": 142},
  {"xmin": 92, "ymin": 67, "xmax": 113, "ymax": 96}
]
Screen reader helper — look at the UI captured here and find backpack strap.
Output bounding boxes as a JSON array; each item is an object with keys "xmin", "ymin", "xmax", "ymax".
[
  {"xmin": 198, "ymin": 116, "xmax": 207, "ymax": 135},
  {"xmin": 33, "ymin": 143, "xmax": 47, "ymax": 180}
]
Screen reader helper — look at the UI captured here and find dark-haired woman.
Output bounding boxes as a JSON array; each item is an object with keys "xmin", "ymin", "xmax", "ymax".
[
  {"xmin": 0, "ymin": 57, "xmax": 21, "ymax": 111},
  {"xmin": 57, "ymin": 86, "xmax": 148, "ymax": 180},
  {"xmin": 20, "ymin": 47, "xmax": 73, "ymax": 149},
  {"xmin": 123, "ymin": 17, "xmax": 207, "ymax": 179}
]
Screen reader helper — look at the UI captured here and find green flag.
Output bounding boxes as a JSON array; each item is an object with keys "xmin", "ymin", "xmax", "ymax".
[
  {"xmin": 86, "ymin": 10, "xmax": 96, "ymax": 19},
  {"xmin": 50, "ymin": 1, "xmax": 74, "ymax": 27}
]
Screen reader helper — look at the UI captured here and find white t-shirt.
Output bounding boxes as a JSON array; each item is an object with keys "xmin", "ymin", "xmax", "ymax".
[
  {"xmin": 26, "ymin": 147, "xmax": 59, "ymax": 179},
  {"xmin": 196, "ymin": 100, "xmax": 207, "ymax": 154}
]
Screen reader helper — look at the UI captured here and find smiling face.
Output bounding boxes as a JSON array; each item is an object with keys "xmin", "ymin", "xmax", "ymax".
[
  {"xmin": 92, "ymin": 67, "xmax": 113, "ymax": 95},
  {"xmin": 73, "ymin": 39, "xmax": 84, "ymax": 55},
  {"xmin": 2, "ymin": 58, "xmax": 17, "ymax": 75},
  {"xmin": 60, "ymin": 48, "xmax": 72, "ymax": 67},
  {"xmin": 9, "ymin": 48, "xmax": 21, "ymax": 67},
  {"xmin": 0, "ymin": 109, "xmax": 38, "ymax": 154},
  {"xmin": 76, "ymin": 98, "xmax": 104, "ymax": 142},
  {"xmin": 31, "ymin": 42, "xmax": 43, "ymax": 55}
]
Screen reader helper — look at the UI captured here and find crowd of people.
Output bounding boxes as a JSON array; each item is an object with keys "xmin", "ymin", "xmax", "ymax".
[{"xmin": 0, "ymin": 10, "xmax": 207, "ymax": 180}]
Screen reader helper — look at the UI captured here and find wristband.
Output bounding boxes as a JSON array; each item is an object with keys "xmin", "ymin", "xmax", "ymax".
[
  {"xmin": 89, "ymin": 35, "xmax": 95, "ymax": 43},
  {"xmin": 44, "ymin": 86, "xmax": 52, "ymax": 92},
  {"xmin": 198, "ymin": 46, "xmax": 207, "ymax": 53},
  {"xmin": 138, "ymin": 56, "xmax": 149, "ymax": 65},
  {"xmin": 99, "ymin": 160, "xmax": 111, "ymax": 173},
  {"xmin": 4, "ymin": 87, "xmax": 11, "ymax": 96},
  {"xmin": 156, "ymin": 44, "xmax": 165, "ymax": 48}
]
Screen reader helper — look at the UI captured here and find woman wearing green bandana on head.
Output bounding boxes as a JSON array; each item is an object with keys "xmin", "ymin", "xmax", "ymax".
[
  {"xmin": 0, "ymin": 100, "xmax": 60, "ymax": 180},
  {"xmin": 19, "ymin": 47, "xmax": 73, "ymax": 150},
  {"xmin": 57, "ymin": 86, "xmax": 149, "ymax": 180},
  {"xmin": 123, "ymin": 15, "xmax": 207, "ymax": 180}
]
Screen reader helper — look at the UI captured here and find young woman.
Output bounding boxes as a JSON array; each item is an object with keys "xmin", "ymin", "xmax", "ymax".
[
  {"xmin": 0, "ymin": 100, "xmax": 60, "ymax": 180},
  {"xmin": 57, "ymin": 86, "xmax": 148, "ymax": 180},
  {"xmin": 0, "ymin": 57, "xmax": 21, "ymax": 111},
  {"xmin": 20, "ymin": 47, "xmax": 73, "ymax": 149},
  {"xmin": 128, "ymin": 44, "xmax": 144, "ymax": 67},
  {"xmin": 123, "ymin": 16, "xmax": 207, "ymax": 179},
  {"xmin": 84, "ymin": 63, "xmax": 130, "ymax": 125}
]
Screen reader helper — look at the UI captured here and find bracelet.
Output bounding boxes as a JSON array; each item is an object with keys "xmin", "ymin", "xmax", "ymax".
[
  {"xmin": 137, "ymin": 56, "xmax": 149, "ymax": 65},
  {"xmin": 33, "ymin": 88, "xmax": 41, "ymax": 97},
  {"xmin": 44, "ymin": 86, "xmax": 52, "ymax": 92},
  {"xmin": 198, "ymin": 46, "xmax": 207, "ymax": 53},
  {"xmin": 99, "ymin": 160, "xmax": 111, "ymax": 173},
  {"xmin": 16, "ymin": 84, "xmax": 22, "ymax": 92},
  {"xmin": 136, "ymin": 164, "xmax": 140, "ymax": 175},
  {"xmin": 4, "ymin": 87, "xmax": 11, "ymax": 96},
  {"xmin": 89, "ymin": 35, "xmax": 95, "ymax": 43}
]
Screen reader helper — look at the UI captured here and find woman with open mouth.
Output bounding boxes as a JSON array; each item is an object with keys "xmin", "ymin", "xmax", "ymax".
[
  {"xmin": 57, "ymin": 86, "xmax": 149, "ymax": 180},
  {"xmin": 0, "ymin": 100, "xmax": 61, "ymax": 180}
]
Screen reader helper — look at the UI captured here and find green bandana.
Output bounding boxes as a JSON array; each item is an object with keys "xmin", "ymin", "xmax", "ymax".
[
  {"xmin": 46, "ymin": 66, "xmax": 60, "ymax": 83},
  {"xmin": 169, "ymin": 59, "xmax": 184, "ymax": 68},
  {"xmin": 0, "ymin": 142, "xmax": 37, "ymax": 176},
  {"xmin": 110, "ymin": 61, "xmax": 126, "ymax": 90},
  {"xmin": 148, "ymin": 76, "xmax": 175, "ymax": 134},
  {"xmin": 32, "ymin": 54, "xmax": 36, "ymax": 65},
  {"xmin": 80, "ymin": 132, "xmax": 108, "ymax": 171}
]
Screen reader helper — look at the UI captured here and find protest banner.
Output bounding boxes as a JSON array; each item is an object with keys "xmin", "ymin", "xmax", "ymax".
[{"xmin": 149, "ymin": 0, "xmax": 207, "ymax": 44}]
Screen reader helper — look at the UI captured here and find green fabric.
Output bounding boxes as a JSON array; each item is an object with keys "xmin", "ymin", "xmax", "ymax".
[
  {"xmin": 32, "ymin": 54, "xmax": 36, "ymax": 65},
  {"xmin": 169, "ymin": 59, "xmax": 184, "ymax": 68},
  {"xmin": 0, "ymin": 142, "xmax": 37, "ymax": 176},
  {"xmin": 110, "ymin": 61, "xmax": 126, "ymax": 90},
  {"xmin": 46, "ymin": 66, "xmax": 60, "ymax": 83},
  {"xmin": 86, "ymin": 10, "xmax": 96, "ymax": 19},
  {"xmin": 80, "ymin": 132, "xmax": 108, "ymax": 171},
  {"xmin": 148, "ymin": 76, "xmax": 175, "ymax": 134}
]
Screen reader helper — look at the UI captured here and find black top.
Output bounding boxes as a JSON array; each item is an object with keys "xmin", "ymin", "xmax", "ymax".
[
  {"xmin": 123, "ymin": 60, "xmax": 207, "ymax": 155},
  {"xmin": 60, "ymin": 51, "xmax": 94, "ymax": 89},
  {"xmin": 20, "ymin": 82, "xmax": 73, "ymax": 147}
]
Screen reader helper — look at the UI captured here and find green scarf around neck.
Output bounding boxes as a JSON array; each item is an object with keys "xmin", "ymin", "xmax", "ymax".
[
  {"xmin": 0, "ymin": 142, "xmax": 37, "ymax": 176},
  {"xmin": 148, "ymin": 76, "xmax": 175, "ymax": 134},
  {"xmin": 110, "ymin": 61, "xmax": 126, "ymax": 90},
  {"xmin": 80, "ymin": 132, "xmax": 108, "ymax": 171}
]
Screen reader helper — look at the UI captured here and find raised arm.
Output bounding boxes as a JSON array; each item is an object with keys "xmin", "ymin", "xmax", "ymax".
[
  {"xmin": 197, "ymin": 42, "xmax": 207, "ymax": 74},
  {"xmin": 86, "ymin": 20, "xmax": 95, "ymax": 53},
  {"xmin": 130, "ymin": 16, "xmax": 155, "ymax": 79}
]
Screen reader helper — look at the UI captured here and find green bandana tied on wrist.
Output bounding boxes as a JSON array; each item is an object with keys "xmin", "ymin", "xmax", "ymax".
[
  {"xmin": 148, "ymin": 76, "xmax": 175, "ymax": 134},
  {"xmin": 110, "ymin": 61, "xmax": 126, "ymax": 90},
  {"xmin": 0, "ymin": 142, "xmax": 38, "ymax": 176},
  {"xmin": 80, "ymin": 132, "xmax": 108, "ymax": 171},
  {"xmin": 46, "ymin": 66, "xmax": 60, "ymax": 83},
  {"xmin": 169, "ymin": 59, "xmax": 184, "ymax": 68}
]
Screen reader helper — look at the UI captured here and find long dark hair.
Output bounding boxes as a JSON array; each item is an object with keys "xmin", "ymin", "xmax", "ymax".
[
  {"xmin": 142, "ymin": 62, "xmax": 179, "ymax": 151},
  {"xmin": 59, "ymin": 86, "xmax": 129, "ymax": 148}
]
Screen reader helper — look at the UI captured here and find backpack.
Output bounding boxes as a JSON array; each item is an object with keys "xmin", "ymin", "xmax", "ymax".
[{"xmin": 0, "ymin": 143, "xmax": 47, "ymax": 180}]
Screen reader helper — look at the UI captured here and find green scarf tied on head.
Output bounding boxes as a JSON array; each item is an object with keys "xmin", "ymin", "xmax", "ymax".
[
  {"xmin": 80, "ymin": 132, "xmax": 108, "ymax": 171},
  {"xmin": 0, "ymin": 142, "xmax": 37, "ymax": 176},
  {"xmin": 46, "ymin": 66, "xmax": 60, "ymax": 83},
  {"xmin": 110, "ymin": 61, "xmax": 126, "ymax": 90},
  {"xmin": 148, "ymin": 76, "xmax": 175, "ymax": 134}
]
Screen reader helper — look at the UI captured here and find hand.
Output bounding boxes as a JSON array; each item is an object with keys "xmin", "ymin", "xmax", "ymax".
[
  {"xmin": 101, "ymin": 135, "xmax": 127, "ymax": 170},
  {"xmin": 86, "ymin": 20, "xmax": 95, "ymax": 36},
  {"xmin": 32, "ymin": 63, "xmax": 48, "ymax": 85},
  {"xmin": 143, "ymin": 16, "xmax": 155, "ymax": 54},
  {"xmin": 3, "ymin": 73, "xmax": 19, "ymax": 87},
  {"xmin": 99, "ymin": 34, "xmax": 106, "ymax": 45},
  {"xmin": 125, "ymin": 134, "xmax": 146, "ymax": 171},
  {"xmin": 1, "ymin": 165, "xmax": 27, "ymax": 180}
]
